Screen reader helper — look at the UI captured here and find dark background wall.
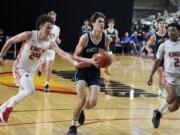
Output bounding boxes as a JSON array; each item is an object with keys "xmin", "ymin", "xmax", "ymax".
[{"xmin": 0, "ymin": 0, "xmax": 134, "ymax": 51}]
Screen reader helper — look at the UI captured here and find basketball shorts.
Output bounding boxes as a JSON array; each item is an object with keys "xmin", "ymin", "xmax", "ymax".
[
  {"xmin": 75, "ymin": 68, "xmax": 100, "ymax": 87},
  {"xmin": 165, "ymin": 72, "xmax": 180, "ymax": 96},
  {"xmin": 41, "ymin": 49, "xmax": 55, "ymax": 63}
]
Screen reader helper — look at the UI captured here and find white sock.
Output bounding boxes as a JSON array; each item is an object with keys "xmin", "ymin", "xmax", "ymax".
[
  {"xmin": 158, "ymin": 98, "xmax": 169, "ymax": 115},
  {"xmin": 71, "ymin": 117, "xmax": 77, "ymax": 126},
  {"xmin": 45, "ymin": 81, "xmax": 49, "ymax": 86},
  {"xmin": 161, "ymin": 106, "xmax": 170, "ymax": 115}
]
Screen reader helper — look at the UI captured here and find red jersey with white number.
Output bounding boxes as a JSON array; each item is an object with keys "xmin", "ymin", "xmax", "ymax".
[
  {"xmin": 13, "ymin": 31, "xmax": 50, "ymax": 74},
  {"xmin": 156, "ymin": 40, "xmax": 180, "ymax": 74}
]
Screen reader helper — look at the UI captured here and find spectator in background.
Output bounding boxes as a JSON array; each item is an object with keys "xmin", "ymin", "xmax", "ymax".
[
  {"xmin": 130, "ymin": 31, "xmax": 139, "ymax": 53},
  {"xmin": 80, "ymin": 19, "xmax": 91, "ymax": 36},
  {"xmin": 121, "ymin": 32, "xmax": 131, "ymax": 54}
]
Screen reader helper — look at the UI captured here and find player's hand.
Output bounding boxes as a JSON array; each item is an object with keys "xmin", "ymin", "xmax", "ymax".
[
  {"xmin": 89, "ymin": 57, "xmax": 99, "ymax": 68},
  {"xmin": 76, "ymin": 62, "xmax": 92, "ymax": 68},
  {"xmin": 147, "ymin": 77, "xmax": 153, "ymax": 86},
  {"xmin": 0, "ymin": 57, "xmax": 4, "ymax": 66}
]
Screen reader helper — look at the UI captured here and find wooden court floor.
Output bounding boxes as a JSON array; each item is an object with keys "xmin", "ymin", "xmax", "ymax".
[{"xmin": 0, "ymin": 55, "xmax": 180, "ymax": 135}]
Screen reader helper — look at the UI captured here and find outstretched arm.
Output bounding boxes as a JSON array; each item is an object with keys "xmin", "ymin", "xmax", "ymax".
[
  {"xmin": 49, "ymin": 41, "xmax": 77, "ymax": 66},
  {"xmin": 0, "ymin": 31, "xmax": 32, "ymax": 65}
]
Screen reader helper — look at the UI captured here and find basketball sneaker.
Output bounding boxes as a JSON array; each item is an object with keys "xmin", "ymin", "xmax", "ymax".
[
  {"xmin": 68, "ymin": 125, "xmax": 77, "ymax": 135},
  {"xmin": 78, "ymin": 110, "xmax": 85, "ymax": 125},
  {"xmin": 0, "ymin": 105, "xmax": 13, "ymax": 122},
  {"xmin": 152, "ymin": 109, "xmax": 161, "ymax": 128},
  {"xmin": 44, "ymin": 84, "xmax": 49, "ymax": 92}
]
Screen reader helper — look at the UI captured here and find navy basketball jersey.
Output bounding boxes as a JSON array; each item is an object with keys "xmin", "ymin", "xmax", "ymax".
[
  {"xmin": 154, "ymin": 32, "xmax": 168, "ymax": 54},
  {"xmin": 106, "ymin": 29, "xmax": 116, "ymax": 44},
  {"xmin": 81, "ymin": 32, "xmax": 106, "ymax": 59}
]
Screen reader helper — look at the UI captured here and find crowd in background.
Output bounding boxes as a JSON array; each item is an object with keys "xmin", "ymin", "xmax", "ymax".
[
  {"xmin": 131, "ymin": 10, "xmax": 180, "ymax": 56},
  {"xmin": 1, "ymin": 10, "xmax": 180, "ymax": 58}
]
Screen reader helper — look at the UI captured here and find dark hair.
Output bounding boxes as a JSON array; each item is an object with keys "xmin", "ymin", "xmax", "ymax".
[
  {"xmin": 35, "ymin": 14, "xmax": 55, "ymax": 30},
  {"xmin": 90, "ymin": 12, "xmax": 106, "ymax": 24},
  {"xmin": 84, "ymin": 19, "xmax": 89, "ymax": 22},
  {"xmin": 107, "ymin": 18, "xmax": 115, "ymax": 24},
  {"xmin": 168, "ymin": 23, "xmax": 180, "ymax": 31},
  {"xmin": 156, "ymin": 17, "xmax": 165, "ymax": 23}
]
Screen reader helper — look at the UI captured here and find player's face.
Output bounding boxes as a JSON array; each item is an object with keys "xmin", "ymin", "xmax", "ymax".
[
  {"xmin": 93, "ymin": 17, "xmax": 105, "ymax": 32},
  {"xmin": 50, "ymin": 15, "xmax": 57, "ymax": 22},
  {"xmin": 158, "ymin": 21, "xmax": 166, "ymax": 29},
  {"xmin": 108, "ymin": 22, "xmax": 114, "ymax": 28},
  {"xmin": 41, "ymin": 22, "xmax": 53, "ymax": 36},
  {"xmin": 84, "ymin": 21, "xmax": 89, "ymax": 26},
  {"xmin": 168, "ymin": 26, "xmax": 179, "ymax": 41}
]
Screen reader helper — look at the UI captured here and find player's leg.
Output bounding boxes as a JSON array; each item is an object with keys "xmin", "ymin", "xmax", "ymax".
[
  {"xmin": 85, "ymin": 85, "xmax": 100, "ymax": 109},
  {"xmin": 68, "ymin": 80, "xmax": 87, "ymax": 134},
  {"xmin": 38, "ymin": 62, "xmax": 46, "ymax": 76},
  {"xmin": 44, "ymin": 50, "xmax": 55, "ymax": 92},
  {"xmin": 78, "ymin": 77, "xmax": 100, "ymax": 125},
  {"xmin": 37, "ymin": 56, "xmax": 46, "ymax": 76},
  {"xmin": 0, "ymin": 72, "xmax": 35, "ymax": 122},
  {"xmin": 152, "ymin": 83, "xmax": 177, "ymax": 128}
]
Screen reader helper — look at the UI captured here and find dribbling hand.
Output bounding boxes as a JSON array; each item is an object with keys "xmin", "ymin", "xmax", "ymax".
[{"xmin": 90, "ymin": 57, "xmax": 99, "ymax": 68}]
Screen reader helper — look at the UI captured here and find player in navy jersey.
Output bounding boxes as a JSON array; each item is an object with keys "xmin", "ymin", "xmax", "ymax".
[
  {"xmin": 146, "ymin": 17, "xmax": 168, "ymax": 97},
  {"xmin": 68, "ymin": 12, "xmax": 110, "ymax": 135}
]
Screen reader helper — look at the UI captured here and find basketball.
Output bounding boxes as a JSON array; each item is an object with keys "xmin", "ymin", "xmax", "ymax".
[{"xmin": 93, "ymin": 51, "xmax": 113, "ymax": 68}]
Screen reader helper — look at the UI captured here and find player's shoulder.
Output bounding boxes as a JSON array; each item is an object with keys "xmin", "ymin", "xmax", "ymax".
[{"xmin": 80, "ymin": 33, "xmax": 89, "ymax": 40}]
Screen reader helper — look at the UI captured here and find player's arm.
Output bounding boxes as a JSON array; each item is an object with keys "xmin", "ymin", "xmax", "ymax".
[
  {"xmin": 0, "ymin": 31, "xmax": 32, "ymax": 65},
  {"xmin": 73, "ymin": 34, "xmax": 98, "ymax": 67},
  {"xmin": 147, "ymin": 43, "xmax": 165, "ymax": 86},
  {"xmin": 55, "ymin": 27, "xmax": 61, "ymax": 45},
  {"xmin": 146, "ymin": 35, "xmax": 155, "ymax": 55},
  {"xmin": 115, "ymin": 29, "xmax": 120, "ymax": 41},
  {"xmin": 105, "ymin": 34, "xmax": 111, "ymax": 51},
  {"xmin": 49, "ymin": 41, "xmax": 78, "ymax": 66}
]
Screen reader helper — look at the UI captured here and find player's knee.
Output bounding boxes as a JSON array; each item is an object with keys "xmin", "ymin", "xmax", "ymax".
[
  {"xmin": 26, "ymin": 87, "xmax": 35, "ymax": 96},
  {"xmin": 89, "ymin": 99, "xmax": 97, "ymax": 107}
]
